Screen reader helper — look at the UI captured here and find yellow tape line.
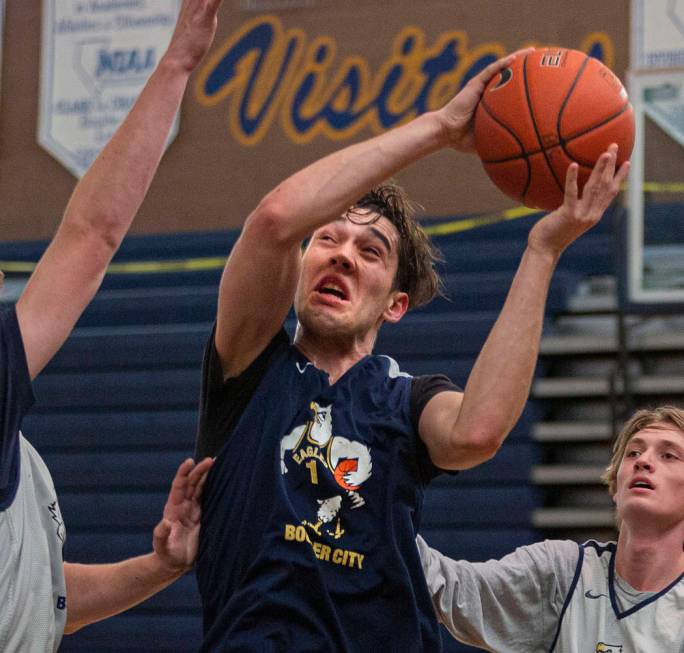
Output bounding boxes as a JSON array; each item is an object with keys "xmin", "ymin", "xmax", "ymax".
[
  {"xmin": 424, "ymin": 206, "xmax": 539, "ymax": 236},
  {"xmin": 642, "ymin": 181, "xmax": 684, "ymax": 193},
  {"xmin": 0, "ymin": 181, "xmax": 681, "ymax": 275}
]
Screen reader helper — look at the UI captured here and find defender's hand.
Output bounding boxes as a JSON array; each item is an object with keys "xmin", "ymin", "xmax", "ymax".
[
  {"xmin": 163, "ymin": 0, "xmax": 224, "ymax": 73},
  {"xmin": 152, "ymin": 457, "xmax": 214, "ymax": 573}
]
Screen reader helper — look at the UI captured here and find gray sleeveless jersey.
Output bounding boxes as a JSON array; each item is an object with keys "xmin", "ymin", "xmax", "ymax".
[
  {"xmin": 418, "ymin": 535, "xmax": 684, "ymax": 653},
  {"xmin": 0, "ymin": 434, "xmax": 67, "ymax": 652}
]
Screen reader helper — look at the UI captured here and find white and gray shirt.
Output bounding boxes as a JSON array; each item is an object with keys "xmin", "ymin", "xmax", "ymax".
[
  {"xmin": 0, "ymin": 307, "xmax": 67, "ymax": 652},
  {"xmin": 418, "ymin": 535, "xmax": 684, "ymax": 652}
]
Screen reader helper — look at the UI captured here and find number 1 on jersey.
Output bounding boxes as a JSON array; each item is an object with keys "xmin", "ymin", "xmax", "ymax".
[{"xmin": 305, "ymin": 460, "xmax": 319, "ymax": 484}]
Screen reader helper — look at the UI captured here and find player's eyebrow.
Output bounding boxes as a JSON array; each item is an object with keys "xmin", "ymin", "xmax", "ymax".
[
  {"xmin": 368, "ymin": 226, "xmax": 392, "ymax": 253},
  {"xmin": 628, "ymin": 436, "xmax": 684, "ymax": 454}
]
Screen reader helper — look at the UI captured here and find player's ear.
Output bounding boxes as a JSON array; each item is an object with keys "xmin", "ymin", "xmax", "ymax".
[{"xmin": 383, "ymin": 291, "xmax": 408, "ymax": 324}]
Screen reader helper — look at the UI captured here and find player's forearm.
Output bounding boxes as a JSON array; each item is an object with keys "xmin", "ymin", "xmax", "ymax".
[
  {"xmin": 450, "ymin": 246, "xmax": 557, "ymax": 459},
  {"xmin": 58, "ymin": 56, "xmax": 190, "ymax": 255},
  {"xmin": 249, "ymin": 111, "xmax": 448, "ymax": 246},
  {"xmin": 63, "ymin": 553, "xmax": 184, "ymax": 634}
]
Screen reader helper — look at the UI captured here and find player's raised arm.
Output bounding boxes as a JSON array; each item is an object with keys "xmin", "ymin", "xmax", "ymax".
[
  {"xmin": 214, "ymin": 50, "xmax": 529, "ymax": 379},
  {"xmin": 419, "ymin": 147, "xmax": 630, "ymax": 470},
  {"xmin": 16, "ymin": 0, "xmax": 223, "ymax": 380}
]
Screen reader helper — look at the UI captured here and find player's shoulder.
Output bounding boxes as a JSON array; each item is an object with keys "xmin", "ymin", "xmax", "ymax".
[
  {"xmin": 372, "ymin": 354, "xmax": 412, "ymax": 380},
  {"xmin": 514, "ymin": 539, "xmax": 582, "ymax": 576}
]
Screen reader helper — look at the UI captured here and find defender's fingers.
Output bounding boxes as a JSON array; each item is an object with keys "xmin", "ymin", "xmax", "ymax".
[
  {"xmin": 192, "ymin": 467, "xmax": 212, "ymax": 502},
  {"xmin": 169, "ymin": 459, "xmax": 194, "ymax": 502},
  {"xmin": 186, "ymin": 458, "xmax": 214, "ymax": 498},
  {"xmin": 154, "ymin": 518, "xmax": 172, "ymax": 543}
]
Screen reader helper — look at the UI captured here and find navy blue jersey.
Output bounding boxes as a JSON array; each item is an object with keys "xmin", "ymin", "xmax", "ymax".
[
  {"xmin": 0, "ymin": 306, "xmax": 35, "ymax": 508},
  {"xmin": 196, "ymin": 328, "xmax": 455, "ymax": 652}
]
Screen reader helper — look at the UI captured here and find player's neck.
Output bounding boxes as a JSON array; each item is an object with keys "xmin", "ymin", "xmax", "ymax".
[
  {"xmin": 616, "ymin": 525, "xmax": 684, "ymax": 591},
  {"xmin": 294, "ymin": 325, "xmax": 376, "ymax": 384}
]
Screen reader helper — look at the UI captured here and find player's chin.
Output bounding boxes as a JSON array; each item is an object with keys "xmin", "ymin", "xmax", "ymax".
[{"xmin": 300, "ymin": 305, "xmax": 349, "ymax": 333}]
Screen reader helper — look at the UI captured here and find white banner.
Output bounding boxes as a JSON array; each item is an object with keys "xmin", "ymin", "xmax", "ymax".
[
  {"xmin": 634, "ymin": 70, "xmax": 684, "ymax": 148},
  {"xmin": 632, "ymin": 0, "xmax": 684, "ymax": 70},
  {"xmin": 39, "ymin": 0, "xmax": 180, "ymax": 178}
]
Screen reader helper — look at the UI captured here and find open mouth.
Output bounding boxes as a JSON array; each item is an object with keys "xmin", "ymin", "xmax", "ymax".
[
  {"xmin": 629, "ymin": 479, "xmax": 654, "ymax": 490},
  {"xmin": 315, "ymin": 277, "xmax": 349, "ymax": 301}
]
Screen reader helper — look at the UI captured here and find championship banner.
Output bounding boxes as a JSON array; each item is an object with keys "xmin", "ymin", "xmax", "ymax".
[
  {"xmin": 638, "ymin": 70, "xmax": 684, "ymax": 148},
  {"xmin": 38, "ymin": 0, "xmax": 180, "ymax": 178},
  {"xmin": 632, "ymin": 0, "xmax": 684, "ymax": 69}
]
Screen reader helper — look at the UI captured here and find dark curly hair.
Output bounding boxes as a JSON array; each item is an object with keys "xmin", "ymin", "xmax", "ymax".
[{"xmin": 348, "ymin": 182, "xmax": 443, "ymax": 310}]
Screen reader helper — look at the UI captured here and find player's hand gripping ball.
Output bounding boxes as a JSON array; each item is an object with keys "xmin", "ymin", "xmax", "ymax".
[{"xmin": 474, "ymin": 48, "xmax": 634, "ymax": 211}]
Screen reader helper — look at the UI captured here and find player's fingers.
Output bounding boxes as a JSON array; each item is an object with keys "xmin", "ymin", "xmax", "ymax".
[
  {"xmin": 600, "ymin": 144, "xmax": 618, "ymax": 184},
  {"xmin": 154, "ymin": 518, "xmax": 172, "ymax": 543},
  {"xmin": 169, "ymin": 458, "xmax": 194, "ymax": 502},
  {"xmin": 187, "ymin": 458, "xmax": 213, "ymax": 498},
  {"xmin": 563, "ymin": 162, "xmax": 579, "ymax": 206},
  {"xmin": 510, "ymin": 47, "xmax": 536, "ymax": 58},
  {"xmin": 584, "ymin": 150, "xmax": 612, "ymax": 192},
  {"xmin": 613, "ymin": 160, "xmax": 631, "ymax": 190},
  {"xmin": 472, "ymin": 48, "xmax": 529, "ymax": 88},
  {"xmin": 192, "ymin": 466, "xmax": 212, "ymax": 502}
]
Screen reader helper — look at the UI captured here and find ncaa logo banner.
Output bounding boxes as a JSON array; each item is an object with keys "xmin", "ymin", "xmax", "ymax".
[{"xmin": 38, "ymin": 0, "xmax": 180, "ymax": 178}]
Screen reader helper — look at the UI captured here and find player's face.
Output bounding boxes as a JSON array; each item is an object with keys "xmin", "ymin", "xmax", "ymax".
[
  {"xmin": 294, "ymin": 212, "xmax": 408, "ymax": 341},
  {"xmin": 614, "ymin": 423, "xmax": 684, "ymax": 529}
]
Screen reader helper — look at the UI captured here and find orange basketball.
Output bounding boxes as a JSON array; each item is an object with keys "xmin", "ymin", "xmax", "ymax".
[
  {"xmin": 474, "ymin": 48, "xmax": 634, "ymax": 211},
  {"xmin": 334, "ymin": 458, "xmax": 359, "ymax": 491}
]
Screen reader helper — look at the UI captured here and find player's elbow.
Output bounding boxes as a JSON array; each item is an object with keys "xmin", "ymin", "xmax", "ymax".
[
  {"xmin": 445, "ymin": 428, "xmax": 503, "ymax": 470},
  {"xmin": 62, "ymin": 210, "xmax": 122, "ymax": 257},
  {"xmin": 245, "ymin": 193, "xmax": 299, "ymax": 249}
]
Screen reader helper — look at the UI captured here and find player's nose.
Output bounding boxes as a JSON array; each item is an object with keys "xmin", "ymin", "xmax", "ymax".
[{"xmin": 329, "ymin": 244, "xmax": 355, "ymax": 272}]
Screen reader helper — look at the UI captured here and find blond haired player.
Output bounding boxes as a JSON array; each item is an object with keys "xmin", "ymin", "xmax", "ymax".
[{"xmin": 419, "ymin": 406, "xmax": 684, "ymax": 652}]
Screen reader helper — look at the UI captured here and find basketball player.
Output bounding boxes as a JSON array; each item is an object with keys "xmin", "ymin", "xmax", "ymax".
[
  {"xmin": 194, "ymin": 40, "xmax": 630, "ymax": 650},
  {"xmin": 0, "ymin": 1, "xmax": 222, "ymax": 650},
  {"xmin": 419, "ymin": 405, "xmax": 684, "ymax": 652}
]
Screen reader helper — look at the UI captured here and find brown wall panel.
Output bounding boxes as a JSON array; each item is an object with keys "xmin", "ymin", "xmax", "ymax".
[{"xmin": 1, "ymin": 1, "xmax": 630, "ymax": 241}]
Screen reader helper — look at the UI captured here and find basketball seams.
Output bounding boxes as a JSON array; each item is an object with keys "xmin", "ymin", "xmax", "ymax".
[
  {"xmin": 523, "ymin": 53, "xmax": 565, "ymax": 198},
  {"xmin": 556, "ymin": 54, "xmax": 591, "ymax": 149},
  {"xmin": 560, "ymin": 103, "xmax": 632, "ymax": 165},
  {"xmin": 474, "ymin": 48, "xmax": 634, "ymax": 211},
  {"xmin": 478, "ymin": 98, "xmax": 531, "ymax": 200}
]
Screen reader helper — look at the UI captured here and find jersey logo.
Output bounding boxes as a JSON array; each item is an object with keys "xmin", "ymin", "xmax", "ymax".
[
  {"xmin": 585, "ymin": 589, "xmax": 609, "ymax": 600},
  {"xmin": 295, "ymin": 361, "xmax": 314, "ymax": 374},
  {"xmin": 280, "ymin": 401, "xmax": 372, "ymax": 540},
  {"xmin": 596, "ymin": 644, "xmax": 623, "ymax": 653},
  {"xmin": 48, "ymin": 500, "xmax": 65, "ymax": 544}
]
